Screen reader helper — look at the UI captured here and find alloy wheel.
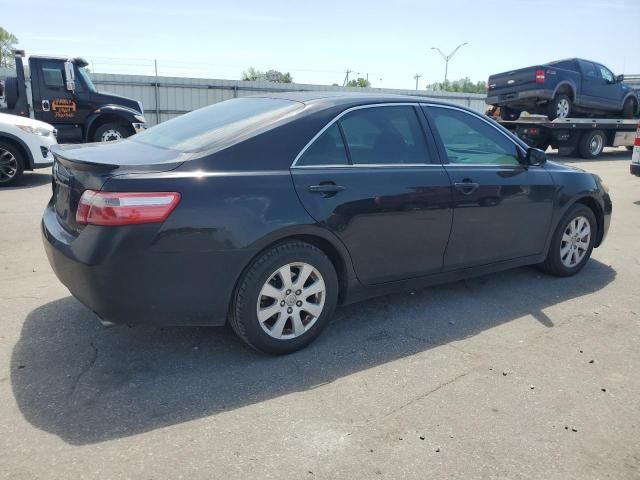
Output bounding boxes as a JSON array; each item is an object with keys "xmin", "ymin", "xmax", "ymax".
[
  {"xmin": 256, "ymin": 262, "xmax": 326, "ymax": 340},
  {"xmin": 556, "ymin": 98, "xmax": 570, "ymax": 118},
  {"xmin": 560, "ymin": 216, "xmax": 591, "ymax": 268},
  {"xmin": 0, "ymin": 148, "xmax": 18, "ymax": 183}
]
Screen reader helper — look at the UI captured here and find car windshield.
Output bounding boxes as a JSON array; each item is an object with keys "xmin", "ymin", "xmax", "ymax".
[
  {"xmin": 130, "ymin": 97, "xmax": 303, "ymax": 152},
  {"xmin": 77, "ymin": 67, "xmax": 96, "ymax": 91}
]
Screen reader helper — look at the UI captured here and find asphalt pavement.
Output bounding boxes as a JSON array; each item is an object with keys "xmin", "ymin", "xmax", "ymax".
[{"xmin": 1, "ymin": 148, "xmax": 638, "ymax": 479}]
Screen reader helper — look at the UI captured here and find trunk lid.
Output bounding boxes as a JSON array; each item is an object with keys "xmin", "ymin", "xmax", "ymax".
[{"xmin": 51, "ymin": 140, "xmax": 187, "ymax": 234}]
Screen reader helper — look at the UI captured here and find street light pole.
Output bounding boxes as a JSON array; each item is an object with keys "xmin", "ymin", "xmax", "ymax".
[{"xmin": 430, "ymin": 43, "xmax": 468, "ymax": 84}]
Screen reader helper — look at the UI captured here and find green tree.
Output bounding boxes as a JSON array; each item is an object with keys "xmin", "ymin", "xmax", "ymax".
[
  {"xmin": 347, "ymin": 77, "xmax": 371, "ymax": 88},
  {"xmin": 242, "ymin": 67, "xmax": 293, "ymax": 83},
  {"xmin": 0, "ymin": 27, "xmax": 18, "ymax": 68},
  {"xmin": 426, "ymin": 77, "xmax": 486, "ymax": 94}
]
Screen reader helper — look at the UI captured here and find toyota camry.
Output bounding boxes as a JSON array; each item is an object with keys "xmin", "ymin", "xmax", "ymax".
[{"xmin": 42, "ymin": 93, "xmax": 612, "ymax": 354}]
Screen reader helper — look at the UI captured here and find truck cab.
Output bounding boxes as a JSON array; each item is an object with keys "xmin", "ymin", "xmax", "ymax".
[{"xmin": 1, "ymin": 52, "xmax": 146, "ymax": 143}]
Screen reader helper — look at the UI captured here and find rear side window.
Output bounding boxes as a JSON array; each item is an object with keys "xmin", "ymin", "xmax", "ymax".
[
  {"xmin": 428, "ymin": 107, "xmax": 520, "ymax": 166},
  {"xmin": 338, "ymin": 106, "xmax": 429, "ymax": 165},
  {"xmin": 131, "ymin": 97, "xmax": 303, "ymax": 153},
  {"xmin": 42, "ymin": 67, "xmax": 64, "ymax": 88},
  {"xmin": 296, "ymin": 123, "xmax": 349, "ymax": 166},
  {"xmin": 579, "ymin": 60, "xmax": 597, "ymax": 78}
]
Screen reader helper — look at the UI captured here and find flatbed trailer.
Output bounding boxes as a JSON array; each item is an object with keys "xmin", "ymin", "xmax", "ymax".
[{"xmin": 497, "ymin": 117, "xmax": 637, "ymax": 159}]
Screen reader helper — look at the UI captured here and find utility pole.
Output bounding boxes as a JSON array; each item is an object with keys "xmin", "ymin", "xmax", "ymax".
[
  {"xmin": 413, "ymin": 73, "xmax": 422, "ymax": 90},
  {"xmin": 343, "ymin": 69, "xmax": 352, "ymax": 86},
  {"xmin": 430, "ymin": 43, "xmax": 468, "ymax": 84}
]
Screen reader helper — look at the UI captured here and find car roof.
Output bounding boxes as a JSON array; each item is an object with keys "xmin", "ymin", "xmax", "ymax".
[{"xmin": 249, "ymin": 90, "xmax": 462, "ymax": 108}]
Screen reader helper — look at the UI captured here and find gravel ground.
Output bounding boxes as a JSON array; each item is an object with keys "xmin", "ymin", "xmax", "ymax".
[{"xmin": 1, "ymin": 148, "xmax": 638, "ymax": 480}]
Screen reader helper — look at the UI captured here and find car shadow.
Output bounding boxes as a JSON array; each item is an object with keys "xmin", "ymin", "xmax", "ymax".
[
  {"xmin": 2, "ymin": 171, "xmax": 52, "ymax": 190},
  {"xmin": 11, "ymin": 260, "xmax": 615, "ymax": 445}
]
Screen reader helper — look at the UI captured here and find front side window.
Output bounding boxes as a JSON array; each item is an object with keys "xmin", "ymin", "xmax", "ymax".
[
  {"xmin": 598, "ymin": 65, "xmax": 614, "ymax": 83},
  {"xmin": 296, "ymin": 123, "xmax": 349, "ymax": 166},
  {"xmin": 338, "ymin": 106, "xmax": 429, "ymax": 165},
  {"xmin": 42, "ymin": 67, "xmax": 64, "ymax": 88},
  {"xmin": 428, "ymin": 107, "xmax": 520, "ymax": 166}
]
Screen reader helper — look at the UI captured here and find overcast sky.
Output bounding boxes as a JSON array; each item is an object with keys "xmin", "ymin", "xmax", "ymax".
[{"xmin": 4, "ymin": 0, "xmax": 640, "ymax": 89}]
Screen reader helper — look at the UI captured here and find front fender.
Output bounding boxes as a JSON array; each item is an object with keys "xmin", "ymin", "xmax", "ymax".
[
  {"xmin": 542, "ymin": 167, "xmax": 609, "ymax": 255},
  {"xmin": 620, "ymin": 91, "xmax": 639, "ymax": 112}
]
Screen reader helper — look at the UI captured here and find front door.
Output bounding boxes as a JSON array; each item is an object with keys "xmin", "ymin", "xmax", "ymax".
[
  {"xmin": 424, "ymin": 105, "xmax": 556, "ymax": 271},
  {"xmin": 292, "ymin": 104, "xmax": 453, "ymax": 285}
]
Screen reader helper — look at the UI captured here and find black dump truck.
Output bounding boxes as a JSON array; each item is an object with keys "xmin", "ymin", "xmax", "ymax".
[
  {"xmin": 0, "ymin": 51, "xmax": 146, "ymax": 143},
  {"xmin": 486, "ymin": 58, "xmax": 639, "ymax": 121}
]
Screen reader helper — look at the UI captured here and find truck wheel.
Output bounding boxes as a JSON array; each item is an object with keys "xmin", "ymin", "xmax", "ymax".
[
  {"xmin": 622, "ymin": 98, "xmax": 637, "ymax": 119},
  {"xmin": 94, "ymin": 123, "xmax": 131, "ymax": 142},
  {"xmin": 500, "ymin": 107, "xmax": 521, "ymax": 121},
  {"xmin": 547, "ymin": 94, "xmax": 572, "ymax": 120},
  {"xmin": 3, "ymin": 77, "xmax": 19, "ymax": 110},
  {"xmin": 578, "ymin": 130, "xmax": 606, "ymax": 159},
  {"xmin": 0, "ymin": 141, "xmax": 25, "ymax": 187}
]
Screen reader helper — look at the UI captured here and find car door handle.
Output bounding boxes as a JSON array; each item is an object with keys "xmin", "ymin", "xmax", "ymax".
[
  {"xmin": 308, "ymin": 184, "xmax": 345, "ymax": 197},
  {"xmin": 454, "ymin": 181, "xmax": 480, "ymax": 195}
]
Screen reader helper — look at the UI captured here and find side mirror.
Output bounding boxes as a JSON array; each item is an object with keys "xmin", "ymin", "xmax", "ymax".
[
  {"xmin": 616, "ymin": 74, "xmax": 625, "ymax": 83},
  {"xmin": 525, "ymin": 147, "xmax": 547, "ymax": 166},
  {"xmin": 63, "ymin": 60, "xmax": 76, "ymax": 93}
]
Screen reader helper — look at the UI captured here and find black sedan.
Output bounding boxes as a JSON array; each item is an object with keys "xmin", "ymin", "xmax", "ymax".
[{"xmin": 42, "ymin": 93, "xmax": 612, "ymax": 354}]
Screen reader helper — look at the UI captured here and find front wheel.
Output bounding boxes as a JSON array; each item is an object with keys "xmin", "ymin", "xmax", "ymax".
[
  {"xmin": 93, "ymin": 123, "xmax": 131, "ymax": 142},
  {"xmin": 538, "ymin": 204, "xmax": 597, "ymax": 277},
  {"xmin": 230, "ymin": 241, "xmax": 339, "ymax": 354},
  {"xmin": 0, "ymin": 141, "xmax": 25, "ymax": 187},
  {"xmin": 547, "ymin": 94, "xmax": 572, "ymax": 120},
  {"xmin": 622, "ymin": 98, "xmax": 637, "ymax": 119}
]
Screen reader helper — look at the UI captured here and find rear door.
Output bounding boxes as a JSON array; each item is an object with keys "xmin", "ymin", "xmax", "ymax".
[
  {"xmin": 291, "ymin": 104, "xmax": 453, "ymax": 285},
  {"xmin": 424, "ymin": 105, "xmax": 555, "ymax": 271}
]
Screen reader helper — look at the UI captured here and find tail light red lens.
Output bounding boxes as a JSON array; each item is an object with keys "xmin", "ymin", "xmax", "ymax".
[
  {"xmin": 636, "ymin": 121, "xmax": 640, "ymax": 145},
  {"xmin": 76, "ymin": 190, "xmax": 181, "ymax": 226},
  {"xmin": 535, "ymin": 69, "xmax": 545, "ymax": 84}
]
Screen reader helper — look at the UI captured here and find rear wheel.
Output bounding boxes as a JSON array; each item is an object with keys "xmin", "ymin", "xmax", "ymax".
[
  {"xmin": 0, "ymin": 141, "xmax": 25, "ymax": 187},
  {"xmin": 500, "ymin": 107, "xmax": 521, "ymax": 121},
  {"xmin": 578, "ymin": 130, "xmax": 606, "ymax": 159},
  {"xmin": 622, "ymin": 98, "xmax": 637, "ymax": 119},
  {"xmin": 538, "ymin": 204, "xmax": 596, "ymax": 277},
  {"xmin": 93, "ymin": 123, "xmax": 131, "ymax": 142},
  {"xmin": 547, "ymin": 94, "xmax": 572, "ymax": 120},
  {"xmin": 230, "ymin": 241, "xmax": 339, "ymax": 354}
]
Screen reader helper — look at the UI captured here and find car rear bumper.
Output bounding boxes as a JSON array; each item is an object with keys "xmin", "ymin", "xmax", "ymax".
[
  {"xmin": 41, "ymin": 203, "xmax": 252, "ymax": 327},
  {"xmin": 486, "ymin": 89, "xmax": 554, "ymax": 106}
]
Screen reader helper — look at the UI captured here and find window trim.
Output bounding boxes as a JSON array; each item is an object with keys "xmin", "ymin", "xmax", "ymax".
[
  {"xmin": 421, "ymin": 103, "xmax": 528, "ymax": 167},
  {"xmin": 291, "ymin": 103, "xmax": 435, "ymax": 168}
]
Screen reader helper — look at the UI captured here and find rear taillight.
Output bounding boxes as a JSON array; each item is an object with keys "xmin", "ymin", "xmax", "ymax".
[
  {"xmin": 535, "ymin": 69, "xmax": 545, "ymax": 84},
  {"xmin": 636, "ymin": 121, "xmax": 640, "ymax": 146},
  {"xmin": 76, "ymin": 190, "xmax": 181, "ymax": 226}
]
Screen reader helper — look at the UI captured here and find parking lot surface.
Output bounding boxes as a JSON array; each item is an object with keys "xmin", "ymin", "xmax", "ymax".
[{"xmin": 1, "ymin": 149, "xmax": 638, "ymax": 479}]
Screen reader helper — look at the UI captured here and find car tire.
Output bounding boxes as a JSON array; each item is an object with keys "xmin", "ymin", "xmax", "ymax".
[
  {"xmin": 538, "ymin": 204, "xmax": 597, "ymax": 277},
  {"xmin": 547, "ymin": 94, "xmax": 572, "ymax": 120},
  {"xmin": 0, "ymin": 141, "xmax": 25, "ymax": 187},
  {"xmin": 500, "ymin": 107, "xmax": 521, "ymax": 121},
  {"xmin": 3, "ymin": 77, "xmax": 19, "ymax": 110},
  {"xmin": 93, "ymin": 123, "xmax": 131, "ymax": 142},
  {"xmin": 578, "ymin": 130, "xmax": 606, "ymax": 159},
  {"xmin": 230, "ymin": 241, "xmax": 339, "ymax": 354},
  {"xmin": 622, "ymin": 98, "xmax": 637, "ymax": 119}
]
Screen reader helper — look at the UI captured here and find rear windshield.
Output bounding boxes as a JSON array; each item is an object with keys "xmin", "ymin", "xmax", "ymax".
[{"xmin": 130, "ymin": 97, "xmax": 303, "ymax": 153}]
